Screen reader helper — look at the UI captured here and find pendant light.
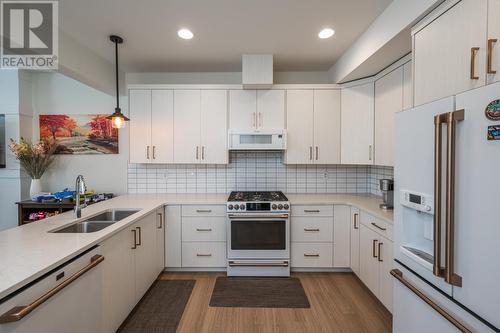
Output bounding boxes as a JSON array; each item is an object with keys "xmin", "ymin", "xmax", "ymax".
[{"xmin": 107, "ymin": 35, "xmax": 129, "ymax": 129}]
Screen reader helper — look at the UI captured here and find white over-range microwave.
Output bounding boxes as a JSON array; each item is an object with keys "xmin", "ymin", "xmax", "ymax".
[{"xmin": 228, "ymin": 129, "xmax": 287, "ymax": 150}]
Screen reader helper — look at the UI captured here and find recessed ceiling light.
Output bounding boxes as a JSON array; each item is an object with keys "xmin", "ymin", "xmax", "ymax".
[
  {"xmin": 178, "ymin": 29, "xmax": 194, "ymax": 40},
  {"xmin": 318, "ymin": 28, "xmax": 335, "ymax": 39}
]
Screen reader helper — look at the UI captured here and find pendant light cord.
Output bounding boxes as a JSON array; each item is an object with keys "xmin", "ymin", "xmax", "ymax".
[{"xmin": 115, "ymin": 39, "xmax": 120, "ymax": 110}]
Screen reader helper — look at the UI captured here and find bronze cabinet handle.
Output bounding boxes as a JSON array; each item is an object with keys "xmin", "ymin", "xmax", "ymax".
[
  {"xmin": 391, "ymin": 269, "xmax": 472, "ymax": 333},
  {"xmin": 0, "ymin": 255, "xmax": 105, "ymax": 324},
  {"xmin": 488, "ymin": 39, "xmax": 497, "ymax": 74},
  {"xmin": 304, "ymin": 228, "xmax": 320, "ymax": 232},
  {"xmin": 157, "ymin": 213, "xmax": 163, "ymax": 229},
  {"xmin": 304, "ymin": 253, "xmax": 320, "ymax": 257},
  {"xmin": 369, "ymin": 145, "xmax": 373, "ymax": 161},
  {"xmin": 372, "ymin": 239, "xmax": 378, "ymax": 258},
  {"xmin": 131, "ymin": 229, "xmax": 137, "ymax": 249},
  {"xmin": 196, "ymin": 209, "xmax": 212, "ymax": 213},
  {"xmin": 434, "ymin": 113, "xmax": 445, "ymax": 277},
  {"xmin": 309, "ymin": 146, "xmax": 313, "ymax": 160},
  {"xmin": 470, "ymin": 47, "xmax": 480, "ymax": 80},
  {"xmin": 195, "ymin": 146, "xmax": 199, "ymax": 160},
  {"xmin": 353, "ymin": 213, "xmax": 359, "ymax": 229},
  {"xmin": 152, "ymin": 146, "xmax": 156, "ymax": 159},
  {"xmin": 304, "ymin": 209, "xmax": 320, "ymax": 213},
  {"xmin": 202, "ymin": 146, "xmax": 205, "ymax": 160},
  {"xmin": 378, "ymin": 242, "xmax": 383, "ymax": 262},
  {"xmin": 196, "ymin": 228, "xmax": 212, "ymax": 232},
  {"xmin": 136, "ymin": 227, "xmax": 142, "ymax": 246},
  {"xmin": 371, "ymin": 222, "xmax": 387, "ymax": 231},
  {"xmin": 196, "ymin": 253, "xmax": 212, "ymax": 257},
  {"xmin": 315, "ymin": 146, "xmax": 319, "ymax": 160},
  {"xmin": 146, "ymin": 146, "xmax": 150, "ymax": 159}
]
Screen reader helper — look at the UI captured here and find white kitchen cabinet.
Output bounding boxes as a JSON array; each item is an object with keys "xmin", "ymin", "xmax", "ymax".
[
  {"xmin": 156, "ymin": 209, "xmax": 165, "ymax": 274},
  {"xmin": 133, "ymin": 212, "xmax": 159, "ymax": 303},
  {"xmin": 313, "ymin": 90, "xmax": 341, "ymax": 164},
  {"xmin": 229, "ymin": 90, "xmax": 257, "ymax": 130},
  {"xmin": 413, "ymin": 0, "xmax": 488, "ymax": 106},
  {"xmin": 165, "ymin": 205, "xmax": 182, "ymax": 268},
  {"xmin": 359, "ymin": 224, "xmax": 380, "ymax": 296},
  {"xmin": 350, "ymin": 207, "xmax": 361, "ymax": 276},
  {"xmin": 341, "ymin": 83, "xmax": 375, "ymax": 165},
  {"xmin": 181, "ymin": 242, "xmax": 226, "ymax": 267},
  {"xmin": 488, "ymin": 0, "xmax": 500, "ymax": 84},
  {"xmin": 200, "ymin": 90, "xmax": 228, "ymax": 164},
  {"xmin": 256, "ymin": 90, "xmax": 285, "ymax": 129},
  {"xmin": 378, "ymin": 235, "xmax": 394, "ymax": 312},
  {"xmin": 174, "ymin": 90, "xmax": 201, "ymax": 164},
  {"xmin": 374, "ymin": 66, "xmax": 403, "ymax": 167},
  {"xmin": 333, "ymin": 205, "xmax": 350, "ymax": 268},
  {"xmin": 129, "ymin": 89, "xmax": 174, "ymax": 164},
  {"xmin": 285, "ymin": 89, "xmax": 340, "ymax": 164},
  {"xmin": 402, "ymin": 61, "xmax": 413, "ymax": 110},
  {"xmin": 291, "ymin": 243, "xmax": 333, "ymax": 268},
  {"xmin": 291, "ymin": 216, "xmax": 333, "ymax": 243},
  {"xmin": 129, "ymin": 89, "xmax": 151, "ymax": 164},
  {"xmin": 285, "ymin": 90, "xmax": 314, "ymax": 164}
]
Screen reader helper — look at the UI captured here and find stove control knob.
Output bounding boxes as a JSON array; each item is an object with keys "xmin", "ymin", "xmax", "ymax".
[
  {"xmin": 278, "ymin": 204, "xmax": 283, "ymax": 210},
  {"xmin": 283, "ymin": 204, "xmax": 289, "ymax": 210},
  {"xmin": 240, "ymin": 204, "xmax": 245, "ymax": 210},
  {"xmin": 272, "ymin": 204, "xmax": 278, "ymax": 210},
  {"xmin": 228, "ymin": 204, "xmax": 233, "ymax": 210},
  {"xmin": 234, "ymin": 205, "xmax": 239, "ymax": 210}
]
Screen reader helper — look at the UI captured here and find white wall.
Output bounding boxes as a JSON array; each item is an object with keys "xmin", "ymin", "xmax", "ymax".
[{"xmin": 32, "ymin": 72, "xmax": 128, "ymax": 195}]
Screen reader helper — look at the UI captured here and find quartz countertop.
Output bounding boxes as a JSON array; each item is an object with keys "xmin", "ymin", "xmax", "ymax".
[{"xmin": 0, "ymin": 193, "xmax": 391, "ymax": 299}]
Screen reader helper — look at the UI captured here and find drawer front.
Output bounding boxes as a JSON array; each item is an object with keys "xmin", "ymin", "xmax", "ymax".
[
  {"xmin": 360, "ymin": 211, "xmax": 393, "ymax": 240},
  {"xmin": 182, "ymin": 205, "xmax": 226, "ymax": 217},
  {"xmin": 291, "ymin": 217, "xmax": 333, "ymax": 242},
  {"xmin": 291, "ymin": 243, "xmax": 333, "ymax": 268},
  {"xmin": 182, "ymin": 242, "xmax": 226, "ymax": 267},
  {"xmin": 291, "ymin": 205, "xmax": 334, "ymax": 217},
  {"xmin": 182, "ymin": 217, "xmax": 226, "ymax": 242}
]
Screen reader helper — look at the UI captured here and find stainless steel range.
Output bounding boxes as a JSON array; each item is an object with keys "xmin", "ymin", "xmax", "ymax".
[{"xmin": 226, "ymin": 191, "xmax": 290, "ymax": 277}]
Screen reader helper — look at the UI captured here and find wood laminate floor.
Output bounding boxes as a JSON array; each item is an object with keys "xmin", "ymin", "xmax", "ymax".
[{"xmin": 159, "ymin": 272, "xmax": 392, "ymax": 333}]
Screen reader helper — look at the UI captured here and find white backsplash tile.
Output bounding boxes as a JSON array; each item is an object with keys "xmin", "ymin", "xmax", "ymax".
[{"xmin": 127, "ymin": 152, "xmax": 394, "ymax": 195}]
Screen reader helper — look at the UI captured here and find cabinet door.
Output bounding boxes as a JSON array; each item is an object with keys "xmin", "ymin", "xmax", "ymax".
[
  {"xmin": 101, "ymin": 227, "xmax": 136, "ymax": 333},
  {"xmin": 134, "ymin": 212, "xmax": 158, "ymax": 302},
  {"xmin": 165, "ymin": 206, "xmax": 182, "ymax": 267},
  {"xmin": 257, "ymin": 90, "xmax": 285, "ymax": 129},
  {"xmin": 375, "ymin": 67, "xmax": 403, "ymax": 167},
  {"xmin": 378, "ymin": 236, "xmax": 394, "ymax": 312},
  {"xmin": 229, "ymin": 90, "xmax": 257, "ymax": 130},
  {"xmin": 151, "ymin": 90, "xmax": 174, "ymax": 163},
  {"xmin": 333, "ymin": 205, "xmax": 351, "ymax": 267},
  {"xmin": 201, "ymin": 90, "xmax": 228, "ymax": 164},
  {"xmin": 285, "ymin": 90, "xmax": 314, "ymax": 164},
  {"xmin": 413, "ymin": 0, "xmax": 487, "ymax": 106},
  {"xmin": 174, "ymin": 90, "xmax": 201, "ymax": 163},
  {"xmin": 129, "ymin": 89, "xmax": 151, "ymax": 164},
  {"xmin": 350, "ymin": 207, "xmax": 361, "ymax": 276},
  {"xmin": 488, "ymin": 0, "xmax": 500, "ymax": 84},
  {"xmin": 359, "ymin": 224, "xmax": 379, "ymax": 297},
  {"xmin": 156, "ymin": 209, "xmax": 165, "ymax": 275},
  {"xmin": 341, "ymin": 83, "xmax": 374, "ymax": 165},
  {"xmin": 314, "ymin": 90, "xmax": 341, "ymax": 164},
  {"xmin": 402, "ymin": 61, "xmax": 413, "ymax": 110}
]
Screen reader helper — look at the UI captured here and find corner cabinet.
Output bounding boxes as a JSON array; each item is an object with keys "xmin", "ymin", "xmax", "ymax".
[
  {"xmin": 129, "ymin": 89, "xmax": 174, "ymax": 163},
  {"xmin": 341, "ymin": 82, "xmax": 375, "ymax": 165},
  {"xmin": 285, "ymin": 89, "xmax": 341, "ymax": 164}
]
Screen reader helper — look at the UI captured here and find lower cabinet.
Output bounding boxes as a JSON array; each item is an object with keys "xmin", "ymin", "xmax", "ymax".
[
  {"xmin": 165, "ymin": 205, "xmax": 182, "ymax": 268},
  {"xmin": 181, "ymin": 242, "xmax": 226, "ymax": 267}
]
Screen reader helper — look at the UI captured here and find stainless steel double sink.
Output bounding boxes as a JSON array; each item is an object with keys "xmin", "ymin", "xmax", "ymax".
[{"xmin": 51, "ymin": 209, "xmax": 140, "ymax": 233}]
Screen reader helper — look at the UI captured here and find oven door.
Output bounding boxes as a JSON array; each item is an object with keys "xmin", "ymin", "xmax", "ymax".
[{"xmin": 227, "ymin": 213, "xmax": 289, "ymax": 259}]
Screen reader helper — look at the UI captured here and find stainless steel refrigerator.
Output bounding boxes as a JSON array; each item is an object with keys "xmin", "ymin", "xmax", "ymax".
[{"xmin": 393, "ymin": 82, "xmax": 500, "ymax": 333}]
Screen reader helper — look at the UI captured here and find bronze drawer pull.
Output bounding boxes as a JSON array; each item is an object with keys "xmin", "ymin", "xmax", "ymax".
[
  {"xmin": 136, "ymin": 227, "xmax": 142, "ymax": 246},
  {"xmin": 196, "ymin": 253, "xmax": 212, "ymax": 257},
  {"xmin": 470, "ymin": 47, "xmax": 480, "ymax": 80},
  {"xmin": 353, "ymin": 213, "xmax": 359, "ymax": 229},
  {"xmin": 304, "ymin": 209, "xmax": 320, "ymax": 213},
  {"xmin": 157, "ymin": 213, "xmax": 163, "ymax": 229},
  {"xmin": 378, "ymin": 242, "xmax": 383, "ymax": 262},
  {"xmin": 304, "ymin": 228, "xmax": 320, "ymax": 232},
  {"xmin": 488, "ymin": 39, "xmax": 497, "ymax": 74},
  {"xmin": 196, "ymin": 209, "xmax": 212, "ymax": 213},
  {"xmin": 391, "ymin": 269, "xmax": 471, "ymax": 333},
  {"xmin": 372, "ymin": 239, "xmax": 378, "ymax": 258},
  {"xmin": 371, "ymin": 222, "xmax": 387, "ymax": 231},
  {"xmin": 0, "ymin": 255, "xmax": 105, "ymax": 324},
  {"xmin": 196, "ymin": 228, "xmax": 212, "ymax": 232},
  {"xmin": 304, "ymin": 254, "xmax": 320, "ymax": 257},
  {"xmin": 131, "ymin": 229, "xmax": 137, "ymax": 249}
]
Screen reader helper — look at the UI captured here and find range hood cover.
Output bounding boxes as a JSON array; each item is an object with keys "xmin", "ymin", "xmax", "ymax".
[{"xmin": 242, "ymin": 54, "xmax": 273, "ymax": 89}]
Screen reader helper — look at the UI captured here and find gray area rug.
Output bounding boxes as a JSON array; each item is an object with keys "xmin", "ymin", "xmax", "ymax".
[
  {"xmin": 117, "ymin": 279, "xmax": 195, "ymax": 333},
  {"xmin": 209, "ymin": 277, "xmax": 310, "ymax": 308}
]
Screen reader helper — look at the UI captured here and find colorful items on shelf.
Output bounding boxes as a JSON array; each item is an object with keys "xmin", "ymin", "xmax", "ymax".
[{"xmin": 28, "ymin": 211, "xmax": 60, "ymax": 222}]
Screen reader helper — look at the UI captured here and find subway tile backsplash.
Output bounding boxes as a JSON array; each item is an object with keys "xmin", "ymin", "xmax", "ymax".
[{"xmin": 127, "ymin": 152, "xmax": 393, "ymax": 196}]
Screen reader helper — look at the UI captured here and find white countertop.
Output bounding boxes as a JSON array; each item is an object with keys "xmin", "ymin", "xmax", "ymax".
[{"xmin": 0, "ymin": 193, "xmax": 392, "ymax": 299}]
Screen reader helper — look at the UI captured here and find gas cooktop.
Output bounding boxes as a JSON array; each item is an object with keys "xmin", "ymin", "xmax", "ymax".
[
  {"xmin": 227, "ymin": 191, "xmax": 288, "ymax": 202},
  {"xmin": 227, "ymin": 191, "xmax": 290, "ymax": 213}
]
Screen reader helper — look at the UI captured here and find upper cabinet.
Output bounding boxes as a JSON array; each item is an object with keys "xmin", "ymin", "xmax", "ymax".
[
  {"xmin": 374, "ymin": 66, "xmax": 404, "ymax": 167},
  {"xmin": 129, "ymin": 89, "xmax": 174, "ymax": 164},
  {"xmin": 341, "ymin": 83, "xmax": 374, "ymax": 165},
  {"xmin": 488, "ymin": 0, "xmax": 500, "ymax": 84},
  {"xmin": 285, "ymin": 89, "xmax": 341, "ymax": 164},
  {"xmin": 200, "ymin": 90, "xmax": 228, "ymax": 164},
  {"xmin": 229, "ymin": 89, "xmax": 284, "ymax": 130},
  {"xmin": 413, "ymin": 0, "xmax": 488, "ymax": 106},
  {"xmin": 402, "ymin": 61, "xmax": 413, "ymax": 110}
]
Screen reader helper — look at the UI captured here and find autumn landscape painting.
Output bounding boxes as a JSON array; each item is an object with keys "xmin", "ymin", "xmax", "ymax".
[{"xmin": 39, "ymin": 115, "xmax": 119, "ymax": 154}]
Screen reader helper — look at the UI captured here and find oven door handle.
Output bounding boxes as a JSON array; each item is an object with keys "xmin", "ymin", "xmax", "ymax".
[{"xmin": 228, "ymin": 214, "xmax": 289, "ymax": 220}]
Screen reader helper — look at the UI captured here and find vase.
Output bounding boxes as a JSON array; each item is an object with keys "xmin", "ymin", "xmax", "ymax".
[{"xmin": 30, "ymin": 178, "xmax": 42, "ymax": 197}]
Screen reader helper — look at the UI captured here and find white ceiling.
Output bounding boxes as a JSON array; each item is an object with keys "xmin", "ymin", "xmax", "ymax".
[{"xmin": 59, "ymin": 0, "xmax": 393, "ymax": 72}]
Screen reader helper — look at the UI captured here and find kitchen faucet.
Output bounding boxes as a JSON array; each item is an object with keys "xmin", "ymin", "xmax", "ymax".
[{"xmin": 74, "ymin": 175, "xmax": 87, "ymax": 218}]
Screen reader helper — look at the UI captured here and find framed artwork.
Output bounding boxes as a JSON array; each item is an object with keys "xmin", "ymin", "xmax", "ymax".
[{"xmin": 39, "ymin": 114, "xmax": 119, "ymax": 154}]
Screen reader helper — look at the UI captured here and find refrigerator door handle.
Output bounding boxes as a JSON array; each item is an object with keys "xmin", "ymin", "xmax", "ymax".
[
  {"xmin": 444, "ymin": 110, "xmax": 464, "ymax": 287},
  {"xmin": 433, "ymin": 113, "xmax": 446, "ymax": 278}
]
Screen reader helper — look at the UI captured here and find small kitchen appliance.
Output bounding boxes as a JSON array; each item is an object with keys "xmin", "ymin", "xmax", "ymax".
[{"xmin": 379, "ymin": 179, "xmax": 394, "ymax": 210}]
